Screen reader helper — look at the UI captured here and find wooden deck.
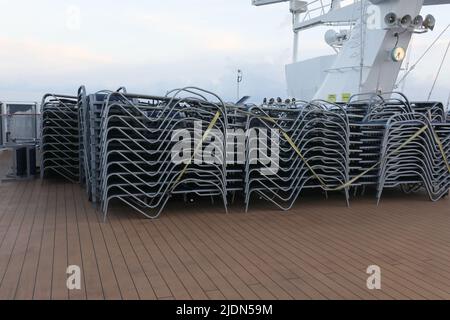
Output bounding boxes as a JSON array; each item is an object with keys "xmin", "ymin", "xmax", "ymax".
[{"xmin": 0, "ymin": 175, "xmax": 449, "ymax": 300}]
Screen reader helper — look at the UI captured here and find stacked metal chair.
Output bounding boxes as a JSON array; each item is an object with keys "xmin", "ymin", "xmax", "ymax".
[
  {"xmin": 345, "ymin": 93, "xmax": 450, "ymax": 201},
  {"xmin": 40, "ymin": 87, "xmax": 450, "ymax": 219},
  {"xmin": 40, "ymin": 94, "xmax": 79, "ymax": 182},
  {"xmin": 345, "ymin": 93, "xmax": 413, "ymax": 191},
  {"xmin": 377, "ymin": 112, "xmax": 450, "ymax": 202},
  {"xmin": 77, "ymin": 86, "xmax": 128, "ymax": 203},
  {"xmin": 411, "ymin": 102, "xmax": 446, "ymax": 123},
  {"xmin": 77, "ymin": 86, "xmax": 88, "ymax": 188},
  {"xmin": 244, "ymin": 100, "xmax": 350, "ymax": 211},
  {"xmin": 225, "ymin": 104, "xmax": 248, "ymax": 201},
  {"xmin": 98, "ymin": 88, "xmax": 228, "ymax": 219}
]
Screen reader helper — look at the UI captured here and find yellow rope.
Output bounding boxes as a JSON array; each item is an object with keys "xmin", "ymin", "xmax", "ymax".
[
  {"xmin": 429, "ymin": 126, "xmax": 450, "ymax": 173},
  {"xmin": 169, "ymin": 111, "xmax": 221, "ymax": 193},
  {"xmin": 239, "ymin": 107, "xmax": 448, "ymax": 190},
  {"xmin": 330, "ymin": 125, "xmax": 429, "ymax": 191},
  {"xmin": 169, "ymin": 107, "xmax": 449, "ymax": 195}
]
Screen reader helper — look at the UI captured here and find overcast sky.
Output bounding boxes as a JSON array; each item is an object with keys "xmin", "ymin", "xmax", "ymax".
[{"xmin": 0, "ymin": 0, "xmax": 449, "ymax": 104}]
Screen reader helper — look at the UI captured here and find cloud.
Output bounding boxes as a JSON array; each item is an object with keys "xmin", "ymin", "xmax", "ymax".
[
  {"xmin": 0, "ymin": 0, "xmax": 449, "ymax": 105},
  {"xmin": 129, "ymin": 11, "xmax": 246, "ymax": 52},
  {"xmin": 0, "ymin": 37, "xmax": 114, "ymax": 75}
]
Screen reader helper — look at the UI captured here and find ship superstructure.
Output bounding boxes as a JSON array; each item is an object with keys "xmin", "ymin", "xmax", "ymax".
[{"xmin": 253, "ymin": 0, "xmax": 450, "ymax": 102}]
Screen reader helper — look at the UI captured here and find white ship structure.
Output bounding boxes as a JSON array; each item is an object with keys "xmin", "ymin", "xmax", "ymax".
[{"xmin": 253, "ymin": 0, "xmax": 450, "ymax": 102}]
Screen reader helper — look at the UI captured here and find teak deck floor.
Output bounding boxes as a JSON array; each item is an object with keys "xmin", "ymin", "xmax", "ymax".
[
  {"xmin": 0, "ymin": 177, "xmax": 449, "ymax": 300},
  {"xmin": 0, "ymin": 145, "xmax": 448, "ymax": 301}
]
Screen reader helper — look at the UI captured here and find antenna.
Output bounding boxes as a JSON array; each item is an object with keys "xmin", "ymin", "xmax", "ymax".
[{"xmin": 359, "ymin": 0, "xmax": 366, "ymax": 94}]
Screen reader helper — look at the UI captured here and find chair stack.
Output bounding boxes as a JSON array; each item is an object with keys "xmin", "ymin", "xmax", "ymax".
[
  {"xmin": 225, "ymin": 105, "xmax": 248, "ymax": 200},
  {"xmin": 77, "ymin": 87, "xmax": 128, "ymax": 203},
  {"xmin": 40, "ymin": 88, "xmax": 450, "ymax": 218},
  {"xmin": 244, "ymin": 101, "xmax": 350, "ymax": 211},
  {"xmin": 346, "ymin": 94, "xmax": 413, "ymax": 189},
  {"xmin": 410, "ymin": 102, "xmax": 446, "ymax": 122},
  {"xmin": 97, "ymin": 89, "xmax": 228, "ymax": 219},
  {"xmin": 77, "ymin": 86, "xmax": 88, "ymax": 188},
  {"xmin": 40, "ymin": 94, "xmax": 79, "ymax": 182},
  {"xmin": 377, "ymin": 113, "xmax": 450, "ymax": 202}
]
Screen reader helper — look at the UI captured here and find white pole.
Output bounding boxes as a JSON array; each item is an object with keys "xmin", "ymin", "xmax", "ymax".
[
  {"xmin": 359, "ymin": 0, "xmax": 365, "ymax": 94},
  {"xmin": 292, "ymin": 12, "xmax": 300, "ymax": 63},
  {"xmin": 293, "ymin": 31, "xmax": 299, "ymax": 63}
]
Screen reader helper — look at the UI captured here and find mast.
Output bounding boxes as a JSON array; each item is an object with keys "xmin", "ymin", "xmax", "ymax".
[{"xmin": 359, "ymin": 0, "xmax": 365, "ymax": 94}]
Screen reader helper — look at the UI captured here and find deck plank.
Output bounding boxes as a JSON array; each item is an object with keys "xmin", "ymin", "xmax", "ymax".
[
  {"xmin": 107, "ymin": 209, "xmax": 156, "ymax": 300},
  {"xmin": 72, "ymin": 184, "xmax": 104, "ymax": 300},
  {"xmin": 51, "ymin": 182, "xmax": 69, "ymax": 300},
  {"xmin": 0, "ymin": 180, "xmax": 449, "ymax": 300},
  {"xmin": 34, "ymin": 183, "xmax": 57, "ymax": 299},
  {"xmin": 127, "ymin": 212, "xmax": 192, "ymax": 300},
  {"xmin": 82, "ymin": 187, "xmax": 122, "ymax": 300},
  {"xmin": 0, "ymin": 180, "xmax": 40, "ymax": 299},
  {"xmin": 143, "ymin": 218, "xmax": 209, "ymax": 300},
  {"xmin": 65, "ymin": 183, "xmax": 87, "ymax": 300},
  {"xmin": 115, "ymin": 212, "xmax": 172, "ymax": 299},
  {"xmin": 164, "ymin": 214, "xmax": 247, "ymax": 300},
  {"xmin": 181, "ymin": 210, "xmax": 302, "ymax": 299},
  {"xmin": 292, "ymin": 204, "xmax": 450, "ymax": 299},
  {"xmin": 94, "ymin": 208, "xmax": 139, "ymax": 300},
  {"xmin": 14, "ymin": 180, "xmax": 50, "ymax": 299}
]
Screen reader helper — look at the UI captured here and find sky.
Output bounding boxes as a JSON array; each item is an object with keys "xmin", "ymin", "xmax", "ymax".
[{"xmin": 0, "ymin": 0, "xmax": 449, "ymax": 104}]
